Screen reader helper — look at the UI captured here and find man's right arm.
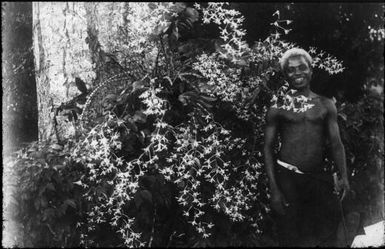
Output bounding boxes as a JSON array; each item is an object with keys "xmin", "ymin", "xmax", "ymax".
[
  {"xmin": 264, "ymin": 107, "xmax": 280, "ymax": 192},
  {"xmin": 264, "ymin": 107, "xmax": 287, "ymax": 214}
]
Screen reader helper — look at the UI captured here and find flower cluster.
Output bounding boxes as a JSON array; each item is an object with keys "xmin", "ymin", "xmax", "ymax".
[
  {"xmin": 161, "ymin": 109, "xmax": 265, "ymax": 237},
  {"xmin": 72, "ymin": 112, "xmax": 127, "ymax": 246},
  {"xmin": 270, "ymin": 10, "xmax": 293, "ymax": 38},
  {"xmin": 97, "ymin": 2, "xmax": 174, "ymax": 51},
  {"xmin": 68, "ymin": 3, "xmax": 347, "ymax": 247},
  {"xmin": 124, "ymin": 2, "xmax": 175, "ymax": 50},
  {"xmin": 192, "ymin": 53, "xmax": 243, "ymax": 102},
  {"xmin": 75, "ymin": 74, "xmax": 172, "ymax": 247},
  {"xmin": 368, "ymin": 25, "xmax": 385, "ymax": 41},
  {"xmin": 77, "ymin": 72, "xmax": 267, "ymax": 243},
  {"xmin": 94, "ymin": 2, "xmax": 178, "ymax": 75},
  {"xmin": 308, "ymin": 47, "xmax": 345, "ymax": 75},
  {"xmin": 139, "ymin": 80, "xmax": 167, "ymax": 116},
  {"xmin": 192, "ymin": 7, "xmax": 300, "ymax": 120},
  {"xmin": 195, "ymin": 2, "xmax": 248, "ymax": 62},
  {"xmin": 270, "ymin": 83, "xmax": 315, "ymax": 112}
]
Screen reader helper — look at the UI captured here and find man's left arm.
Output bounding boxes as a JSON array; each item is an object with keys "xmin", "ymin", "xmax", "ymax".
[{"xmin": 325, "ymin": 99, "xmax": 350, "ymax": 200}]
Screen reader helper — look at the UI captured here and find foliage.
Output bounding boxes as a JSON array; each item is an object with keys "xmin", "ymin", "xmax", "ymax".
[
  {"xmin": 337, "ymin": 84, "xmax": 384, "ymax": 225},
  {"xmin": 9, "ymin": 2, "xmax": 353, "ymax": 248},
  {"xmin": 8, "ymin": 140, "xmax": 83, "ymax": 247}
]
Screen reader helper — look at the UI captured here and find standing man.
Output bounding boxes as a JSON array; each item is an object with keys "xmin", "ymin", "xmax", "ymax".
[{"xmin": 263, "ymin": 48, "xmax": 350, "ymax": 246}]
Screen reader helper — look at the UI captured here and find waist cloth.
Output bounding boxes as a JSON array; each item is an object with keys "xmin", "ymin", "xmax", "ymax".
[
  {"xmin": 274, "ymin": 159, "xmax": 340, "ymax": 246},
  {"xmin": 276, "ymin": 159, "xmax": 334, "ymax": 184}
]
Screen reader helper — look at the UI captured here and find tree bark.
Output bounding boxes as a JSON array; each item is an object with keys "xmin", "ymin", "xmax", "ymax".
[
  {"xmin": 32, "ymin": 3, "xmax": 135, "ymax": 140},
  {"xmin": 33, "ymin": 2, "xmax": 56, "ymax": 142},
  {"xmin": 33, "ymin": 3, "xmax": 94, "ymax": 142},
  {"xmin": 84, "ymin": 2, "xmax": 106, "ymax": 87}
]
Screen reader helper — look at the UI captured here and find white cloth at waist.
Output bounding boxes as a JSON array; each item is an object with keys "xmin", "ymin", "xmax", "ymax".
[{"xmin": 277, "ymin": 159, "xmax": 305, "ymax": 174}]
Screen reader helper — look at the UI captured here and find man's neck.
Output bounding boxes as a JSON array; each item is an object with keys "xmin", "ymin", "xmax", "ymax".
[{"xmin": 294, "ymin": 87, "xmax": 314, "ymax": 98}]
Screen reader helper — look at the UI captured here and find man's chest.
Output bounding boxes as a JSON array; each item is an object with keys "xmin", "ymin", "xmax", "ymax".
[{"xmin": 279, "ymin": 101, "xmax": 328, "ymax": 124}]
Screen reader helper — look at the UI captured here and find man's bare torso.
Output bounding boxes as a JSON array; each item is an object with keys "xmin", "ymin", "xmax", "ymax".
[{"xmin": 277, "ymin": 95, "xmax": 330, "ymax": 172}]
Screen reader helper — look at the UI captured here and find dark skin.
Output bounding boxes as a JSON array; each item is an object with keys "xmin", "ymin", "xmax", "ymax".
[{"xmin": 264, "ymin": 55, "xmax": 350, "ymax": 215}]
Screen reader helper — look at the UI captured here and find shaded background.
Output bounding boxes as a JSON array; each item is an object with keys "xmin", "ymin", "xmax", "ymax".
[
  {"xmin": 236, "ymin": 2, "xmax": 384, "ymax": 101},
  {"xmin": 3, "ymin": 2, "xmax": 37, "ymax": 154}
]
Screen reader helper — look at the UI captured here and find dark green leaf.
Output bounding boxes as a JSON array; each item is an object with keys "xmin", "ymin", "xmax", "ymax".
[
  {"xmin": 64, "ymin": 199, "xmax": 76, "ymax": 209},
  {"xmin": 132, "ymin": 111, "xmax": 147, "ymax": 123},
  {"xmin": 75, "ymin": 77, "xmax": 88, "ymax": 94}
]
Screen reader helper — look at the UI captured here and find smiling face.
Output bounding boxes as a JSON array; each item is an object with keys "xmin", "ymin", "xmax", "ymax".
[{"xmin": 285, "ymin": 55, "xmax": 313, "ymax": 91}]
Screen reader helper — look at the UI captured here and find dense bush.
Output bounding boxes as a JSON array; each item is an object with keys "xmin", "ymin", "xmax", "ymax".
[
  {"xmin": 7, "ymin": 3, "xmax": 366, "ymax": 248},
  {"xmin": 8, "ymin": 141, "xmax": 83, "ymax": 247},
  {"xmin": 338, "ymin": 85, "xmax": 384, "ymax": 226}
]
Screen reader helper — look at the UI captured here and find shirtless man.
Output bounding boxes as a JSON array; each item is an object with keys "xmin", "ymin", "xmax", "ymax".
[{"xmin": 263, "ymin": 48, "xmax": 350, "ymax": 246}]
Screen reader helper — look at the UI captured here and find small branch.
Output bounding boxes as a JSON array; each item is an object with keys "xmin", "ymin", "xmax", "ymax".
[
  {"xmin": 46, "ymin": 224, "xmax": 57, "ymax": 238},
  {"xmin": 152, "ymin": 46, "xmax": 161, "ymax": 78},
  {"xmin": 148, "ymin": 204, "xmax": 157, "ymax": 247},
  {"xmin": 159, "ymin": 35, "xmax": 173, "ymax": 78},
  {"xmin": 52, "ymin": 103, "xmax": 62, "ymax": 143},
  {"xmin": 166, "ymin": 231, "xmax": 176, "ymax": 248}
]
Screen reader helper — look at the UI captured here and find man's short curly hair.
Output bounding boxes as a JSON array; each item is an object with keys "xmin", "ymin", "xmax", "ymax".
[{"xmin": 279, "ymin": 48, "xmax": 313, "ymax": 71}]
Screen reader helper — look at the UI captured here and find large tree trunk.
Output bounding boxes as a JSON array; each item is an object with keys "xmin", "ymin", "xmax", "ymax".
[
  {"xmin": 84, "ymin": 2, "xmax": 106, "ymax": 87},
  {"xmin": 32, "ymin": 2, "xmax": 96, "ymax": 141},
  {"xmin": 83, "ymin": 2, "xmax": 126, "ymax": 85},
  {"xmin": 33, "ymin": 2, "xmax": 55, "ymax": 142},
  {"xmin": 32, "ymin": 3, "xmax": 162, "ymax": 140}
]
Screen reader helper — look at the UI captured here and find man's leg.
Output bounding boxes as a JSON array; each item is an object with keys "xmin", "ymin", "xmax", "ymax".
[
  {"xmin": 312, "ymin": 175, "xmax": 340, "ymax": 246},
  {"xmin": 296, "ymin": 176, "xmax": 321, "ymax": 246},
  {"xmin": 274, "ymin": 167, "xmax": 301, "ymax": 246}
]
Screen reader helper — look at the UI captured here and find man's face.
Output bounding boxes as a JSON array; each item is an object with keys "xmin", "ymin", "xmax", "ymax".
[{"xmin": 285, "ymin": 55, "xmax": 312, "ymax": 91}]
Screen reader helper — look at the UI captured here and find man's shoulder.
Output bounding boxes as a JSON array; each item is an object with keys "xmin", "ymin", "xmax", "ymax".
[
  {"xmin": 267, "ymin": 105, "xmax": 284, "ymax": 115},
  {"xmin": 313, "ymin": 94, "xmax": 335, "ymax": 105},
  {"xmin": 316, "ymin": 95, "xmax": 337, "ymax": 113},
  {"xmin": 266, "ymin": 105, "xmax": 284, "ymax": 121}
]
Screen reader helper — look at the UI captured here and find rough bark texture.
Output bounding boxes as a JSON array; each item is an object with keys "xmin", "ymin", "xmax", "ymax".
[
  {"xmin": 33, "ymin": 2, "xmax": 56, "ymax": 142},
  {"xmin": 84, "ymin": 2, "xmax": 106, "ymax": 87},
  {"xmin": 33, "ymin": 3, "xmax": 87, "ymax": 142}
]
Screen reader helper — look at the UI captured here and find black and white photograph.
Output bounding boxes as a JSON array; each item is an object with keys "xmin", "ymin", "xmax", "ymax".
[{"xmin": 2, "ymin": 2, "xmax": 384, "ymax": 247}]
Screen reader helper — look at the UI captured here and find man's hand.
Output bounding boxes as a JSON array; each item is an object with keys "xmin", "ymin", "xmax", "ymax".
[
  {"xmin": 270, "ymin": 189, "xmax": 289, "ymax": 215},
  {"xmin": 339, "ymin": 177, "xmax": 350, "ymax": 201},
  {"xmin": 335, "ymin": 176, "xmax": 350, "ymax": 201}
]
